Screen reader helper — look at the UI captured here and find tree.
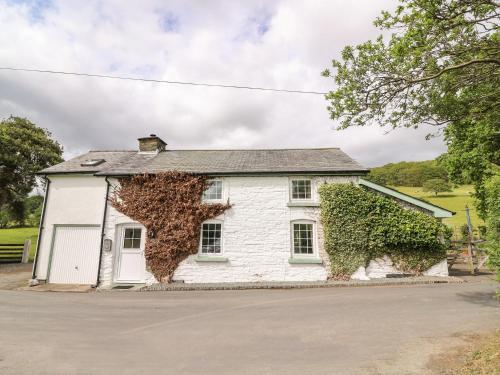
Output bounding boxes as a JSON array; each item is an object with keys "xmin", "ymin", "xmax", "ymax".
[
  {"xmin": 0, "ymin": 117, "xmax": 63, "ymax": 219},
  {"xmin": 322, "ymin": 0, "xmax": 499, "ymax": 217},
  {"xmin": 422, "ymin": 178, "xmax": 452, "ymax": 196}
]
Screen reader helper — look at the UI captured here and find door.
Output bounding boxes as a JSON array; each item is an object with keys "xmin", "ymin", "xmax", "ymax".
[
  {"xmin": 115, "ymin": 226, "xmax": 146, "ymax": 283},
  {"xmin": 48, "ymin": 225, "xmax": 101, "ymax": 284}
]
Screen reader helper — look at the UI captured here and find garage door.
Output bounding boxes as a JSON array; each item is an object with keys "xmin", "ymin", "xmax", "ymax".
[{"xmin": 48, "ymin": 225, "xmax": 101, "ymax": 284}]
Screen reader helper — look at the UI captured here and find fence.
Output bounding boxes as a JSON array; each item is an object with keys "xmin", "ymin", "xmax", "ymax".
[{"xmin": 0, "ymin": 240, "xmax": 31, "ymax": 264}]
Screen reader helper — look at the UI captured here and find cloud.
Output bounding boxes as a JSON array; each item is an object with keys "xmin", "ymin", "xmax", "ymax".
[{"xmin": 0, "ymin": 0, "xmax": 446, "ymax": 167}]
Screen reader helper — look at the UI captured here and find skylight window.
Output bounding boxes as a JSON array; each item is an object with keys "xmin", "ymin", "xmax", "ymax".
[{"xmin": 80, "ymin": 159, "xmax": 105, "ymax": 167}]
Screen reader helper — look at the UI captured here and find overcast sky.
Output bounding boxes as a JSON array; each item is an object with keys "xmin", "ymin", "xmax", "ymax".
[{"xmin": 0, "ymin": 0, "xmax": 446, "ymax": 167}]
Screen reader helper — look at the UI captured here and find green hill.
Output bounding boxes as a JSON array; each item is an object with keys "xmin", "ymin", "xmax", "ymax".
[{"xmin": 368, "ymin": 160, "xmax": 448, "ymax": 187}]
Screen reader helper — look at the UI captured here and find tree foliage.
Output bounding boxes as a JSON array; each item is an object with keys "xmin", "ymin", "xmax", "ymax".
[
  {"xmin": 422, "ymin": 178, "xmax": 452, "ymax": 195},
  {"xmin": 0, "ymin": 117, "xmax": 63, "ymax": 217},
  {"xmin": 320, "ymin": 183, "xmax": 451, "ymax": 280},
  {"xmin": 484, "ymin": 174, "xmax": 500, "ymax": 280},
  {"xmin": 367, "ymin": 159, "xmax": 448, "ymax": 186},
  {"xmin": 322, "ymin": 0, "xmax": 499, "ymax": 217},
  {"xmin": 110, "ymin": 172, "xmax": 231, "ymax": 282}
]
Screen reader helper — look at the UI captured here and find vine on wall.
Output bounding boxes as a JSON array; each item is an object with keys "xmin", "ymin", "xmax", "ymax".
[
  {"xmin": 110, "ymin": 172, "xmax": 230, "ymax": 282},
  {"xmin": 319, "ymin": 183, "xmax": 451, "ymax": 280}
]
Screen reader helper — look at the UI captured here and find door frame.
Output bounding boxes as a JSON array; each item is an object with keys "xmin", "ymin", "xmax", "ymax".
[
  {"xmin": 113, "ymin": 223, "xmax": 146, "ymax": 284},
  {"xmin": 47, "ymin": 224, "xmax": 101, "ymax": 283}
]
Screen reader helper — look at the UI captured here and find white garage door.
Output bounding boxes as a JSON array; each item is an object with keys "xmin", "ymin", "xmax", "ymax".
[{"xmin": 48, "ymin": 225, "xmax": 101, "ymax": 284}]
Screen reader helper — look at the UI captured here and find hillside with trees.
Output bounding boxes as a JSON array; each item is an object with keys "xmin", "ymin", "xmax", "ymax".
[{"xmin": 366, "ymin": 160, "xmax": 449, "ymax": 187}]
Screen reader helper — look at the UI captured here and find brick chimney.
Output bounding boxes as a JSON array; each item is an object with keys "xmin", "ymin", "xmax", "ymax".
[{"xmin": 138, "ymin": 134, "xmax": 167, "ymax": 153}]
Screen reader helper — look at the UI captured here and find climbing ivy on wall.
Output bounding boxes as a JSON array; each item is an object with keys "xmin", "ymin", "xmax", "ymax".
[
  {"xmin": 110, "ymin": 172, "xmax": 230, "ymax": 282},
  {"xmin": 319, "ymin": 183, "xmax": 451, "ymax": 280}
]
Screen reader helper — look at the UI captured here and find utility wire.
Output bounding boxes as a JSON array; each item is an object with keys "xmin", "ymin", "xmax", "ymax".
[{"xmin": 0, "ymin": 67, "xmax": 328, "ymax": 95}]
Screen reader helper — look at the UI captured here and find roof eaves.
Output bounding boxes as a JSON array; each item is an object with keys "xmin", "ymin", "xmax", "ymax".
[{"xmin": 95, "ymin": 169, "xmax": 369, "ymax": 177}]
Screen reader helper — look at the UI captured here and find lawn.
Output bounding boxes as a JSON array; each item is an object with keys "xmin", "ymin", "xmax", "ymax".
[
  {"xmin": 0, "ymin": 227, "xmax": 39, "ymax": 261},
  {"xmin": 393, "ymin": 185, "xmax": 484, "ymax": 233}
]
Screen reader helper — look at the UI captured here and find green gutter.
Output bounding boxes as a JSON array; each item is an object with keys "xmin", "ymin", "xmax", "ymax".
[{"xmin": 358, "ymin": 178, "xmax": 454, "ymax": 218}]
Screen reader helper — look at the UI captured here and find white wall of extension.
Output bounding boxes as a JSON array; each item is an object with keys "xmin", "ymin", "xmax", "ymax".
[{"xmin": 35, "ymin": 175, "xmax": 107, "ymax": 281}]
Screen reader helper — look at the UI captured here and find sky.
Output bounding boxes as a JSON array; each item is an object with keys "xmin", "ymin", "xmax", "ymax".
[{"xmin": 0, "ymin": 0, "xmax": 447, "ymax": 167}]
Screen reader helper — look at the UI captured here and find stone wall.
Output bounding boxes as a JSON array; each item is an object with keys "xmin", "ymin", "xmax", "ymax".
[
  {"xmin": 350, "ymin": 256, "xmax": 448, "ymax": 281},
  {"xmin": 100, "ymin": 175, "xmax": 358, "ymax": 285}
]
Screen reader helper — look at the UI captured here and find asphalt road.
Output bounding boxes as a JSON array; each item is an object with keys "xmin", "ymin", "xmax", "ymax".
[{"xmin": 0, "ymin": 282, "xmax": 498, "ymax": 375}]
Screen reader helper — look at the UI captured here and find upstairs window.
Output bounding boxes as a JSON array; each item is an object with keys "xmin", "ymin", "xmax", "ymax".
[
  {"xmin": 200, "ymin": 222, "xmax": 222, "ymax": 254},
  {"xmin": 291, "ymin": 179, "xmax": 312, "ymax": 200},
  {"xmin": 203, "ymin": 180, "xmax": 222, "ymax": 201}
]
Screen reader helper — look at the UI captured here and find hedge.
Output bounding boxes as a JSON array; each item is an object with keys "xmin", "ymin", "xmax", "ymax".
[{"xmin": 319, "ymin": 183, "xmax": 451, "ymax": 280}]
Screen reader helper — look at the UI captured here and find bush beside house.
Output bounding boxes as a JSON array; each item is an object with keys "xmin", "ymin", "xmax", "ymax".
[{"xmin": 319, "ymin": 183, "xmax": 451, "ymax": 280}]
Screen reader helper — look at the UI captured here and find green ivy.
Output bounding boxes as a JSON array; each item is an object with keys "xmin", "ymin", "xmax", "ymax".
[{"xmin": 319, "ymin": 183, "xmax": 451, "ymax": 280}]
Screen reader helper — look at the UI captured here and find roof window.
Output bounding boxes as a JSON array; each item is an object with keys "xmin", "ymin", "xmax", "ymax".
[{"xmin": 80, "ymin": 159, "xmax": 105, "ymax": 167}]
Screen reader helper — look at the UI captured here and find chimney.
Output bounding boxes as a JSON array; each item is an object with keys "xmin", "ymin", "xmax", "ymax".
[{"xmin": 138, "ymin": 134, "xmax": 167, "ymax": 153}]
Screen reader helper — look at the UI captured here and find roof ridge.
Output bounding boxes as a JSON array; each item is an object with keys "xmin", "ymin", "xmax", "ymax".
[
  {"xmin": 165, "ymin": 147, "xmax": 341, "ymax": 151},
  {"xmin": 88, "ymin": 150, "xmax": 136, "ymax": 152}
]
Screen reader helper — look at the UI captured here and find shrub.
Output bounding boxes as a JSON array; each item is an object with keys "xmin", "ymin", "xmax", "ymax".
[
  {"xmin": 0, "ymin": 210, "xmax": 10, "ymax": 228},
  {"xmin": 319, "ymin": 183, "xmax": 451, "ymax": 280}
]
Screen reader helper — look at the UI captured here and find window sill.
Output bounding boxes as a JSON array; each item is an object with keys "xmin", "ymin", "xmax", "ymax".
[
  {"xmin": 288, "ymin": 258, "xmax": 323, "ymax": 264},
  {"xmin": 195, "ymin": 256, "xmax": 228, "ymax": 263},
  {"xmin": 287, "ymin": 201, "xmax": 320, "ymax": 207}
]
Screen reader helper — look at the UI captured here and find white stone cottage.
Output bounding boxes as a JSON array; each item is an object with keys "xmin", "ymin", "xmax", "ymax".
[{"xmin": 32, "ymin": 135, "xmax": 453, "ymax": 287}]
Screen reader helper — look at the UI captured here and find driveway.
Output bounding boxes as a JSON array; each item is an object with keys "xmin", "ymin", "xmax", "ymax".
[{"xmin": 0, "ymin": 282, "xmax": 498, "ymax": 375}]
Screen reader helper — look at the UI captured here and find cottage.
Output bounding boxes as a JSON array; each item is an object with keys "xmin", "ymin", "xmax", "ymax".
[{"xmin": 32, "ymin": 135, "xmax": 453, "ymax": 287}]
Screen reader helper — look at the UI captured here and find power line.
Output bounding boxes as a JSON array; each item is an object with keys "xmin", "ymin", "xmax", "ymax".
[{"xmin": 0, "ymin": 67, "xmax": 328, "ymax": 95}]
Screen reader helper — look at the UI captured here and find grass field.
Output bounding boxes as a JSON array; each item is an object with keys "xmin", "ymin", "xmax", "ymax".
[
  {"xmin": 0, "ymin": 227, "xmax": 38, "ymax": 261},
  {"xmin": 393, "ymin": 185, "xmax": 483, "ymax": 232}
]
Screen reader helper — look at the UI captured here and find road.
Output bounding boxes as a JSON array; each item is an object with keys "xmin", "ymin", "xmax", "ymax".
[{"xmin": 0, "ymin": 282, "xmax": 498, "ymax": 375}]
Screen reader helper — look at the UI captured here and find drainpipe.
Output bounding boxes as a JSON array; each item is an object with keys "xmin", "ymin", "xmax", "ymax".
[
  {"xmin": 94, "ymin": 177, "xmax": 111, "ymax": 287},
  {"xmin": 31, "ymin": 176, "xmax": 51, "ymax": 280}
]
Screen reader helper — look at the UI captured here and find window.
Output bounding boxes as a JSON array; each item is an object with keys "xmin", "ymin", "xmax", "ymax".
[
  {"xmin": 292, "ymin": 223, "xmax": 314, "ymax": 255},
  {"xmin": 291, "ymin": 179, "xmax": 312, "ymax": 200},
  {"xmin": 123, "ymin": 228, "xmax": 142, "ymax": 248},
  {"xmin": 200, "ymin": 222, "xmax": 222, "ymax": 254},
  {"xmin": 203, "ymin": 180, "xmax": 222, "ymax": 200},
  {"xmin": 80, "ymin": 159, "xmax": 105, "ymax": 167}
]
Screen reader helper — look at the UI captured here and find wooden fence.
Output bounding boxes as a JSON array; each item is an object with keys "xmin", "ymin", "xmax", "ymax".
[{"xmin": 0, "ymin": 240, "xmax": 31, "ymax": 264}]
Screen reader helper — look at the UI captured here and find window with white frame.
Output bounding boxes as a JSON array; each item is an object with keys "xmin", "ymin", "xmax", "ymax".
[
  {"xmin": 203, "ymin": 180, "xmax": 223, "ymax": 201},
  {"xmin": 291, "ymin": 179, "xmax": 312, "ymax": 200},
  {"xmin": 200, "ymin": 222, "xmax": 222, "ymax": 254},
  {"xmin": 292, "ymin": 222, "xmax": 314, "ymax": 255}
]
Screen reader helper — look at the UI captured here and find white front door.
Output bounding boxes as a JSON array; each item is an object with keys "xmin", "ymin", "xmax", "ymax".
[{"xmin": 115, "ymin": 226, "xmax": 146, "ymax": 283}]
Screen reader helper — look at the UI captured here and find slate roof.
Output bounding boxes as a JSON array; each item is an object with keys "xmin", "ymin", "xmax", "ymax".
[{"xmin": 39, "ymin": 148, "xmax": 368, "ymax": 176}]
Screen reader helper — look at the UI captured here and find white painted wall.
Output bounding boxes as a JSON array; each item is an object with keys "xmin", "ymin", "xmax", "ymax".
[
  {"xmin": 99, "ymin": 175, "xmax": 358, "ymax": 285},
  {"xmin": 35, "ymin": 175, "xmax": 107, "ymax": 281},
  {"xmin": 38, "ymin": 174, "xmax": 448, "ymax": 286},
  {"xmin": 350, "ymin": 256, "xmax": 448, "ymax": 280}
]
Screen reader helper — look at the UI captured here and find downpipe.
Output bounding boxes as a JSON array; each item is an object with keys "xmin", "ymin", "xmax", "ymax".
[
  {"xmin": 94, "ymin": 177, "xmax": 111, "ymax": 288},
  {"xmin": 31, "ymin": 176, "xmax": 51, "ymax": 282}
]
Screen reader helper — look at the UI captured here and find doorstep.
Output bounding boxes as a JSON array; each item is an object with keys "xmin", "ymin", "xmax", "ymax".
[{"xmin": 140, "ymin": 276, "xmax": 464, "ymax": 292}]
